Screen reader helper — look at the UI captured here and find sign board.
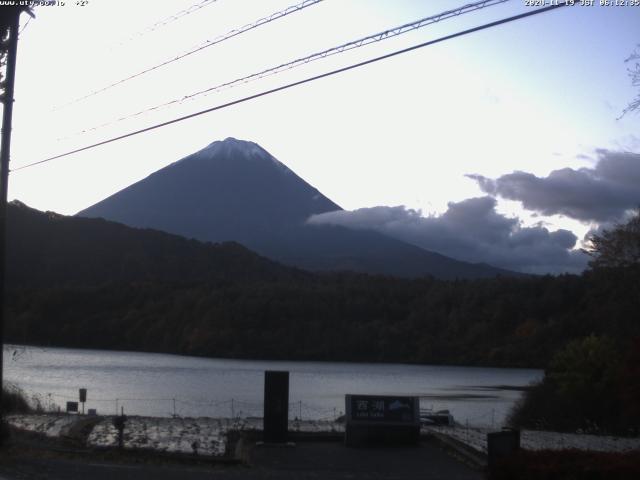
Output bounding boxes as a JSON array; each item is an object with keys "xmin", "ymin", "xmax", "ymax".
[
  {"xmin": 66, "ymin": 401, "xmax": 79, "ymax": 413},
  {"xmin": 345, "ymin": 394, "xmax": 420, "ymax": 446},
  {"xmin": 346, "ymin": 395, "xmax": 419, "ymax": 425},
  {"xmin": 79, "ymin": 388, "xmax": 87, "ymax": 403}
]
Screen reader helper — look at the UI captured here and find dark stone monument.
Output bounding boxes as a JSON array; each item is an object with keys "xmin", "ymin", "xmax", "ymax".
[
  {"xmin": 263, "ymin": 370, "xmax": 289, "ymax": 443},
  {"xmin": 487, "ymin": 428, "xmax": 520, "ymax": 470},
  {"xmin": 345, "ymin": 394, "xmax": 420, "ymax": 447}
]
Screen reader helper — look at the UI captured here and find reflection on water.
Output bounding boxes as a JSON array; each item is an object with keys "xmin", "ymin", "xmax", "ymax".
[{"xmin": 4, "ymin": 345, "xmax": 542, "ymax": 426}]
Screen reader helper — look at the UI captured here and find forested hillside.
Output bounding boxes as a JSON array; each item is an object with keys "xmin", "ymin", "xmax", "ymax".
[
  {"xmin": 5, "ymin": 201, "xmax": 639, "ymax": 368},
  {"xmin": 6, "ymin": 200, "xmax": 303, "ymax": 287}
]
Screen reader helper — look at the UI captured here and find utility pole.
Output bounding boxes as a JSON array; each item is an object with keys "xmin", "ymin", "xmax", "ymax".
[{"xmin": 0, "ymin": 6, "xmax": 27, "ymax": 443}]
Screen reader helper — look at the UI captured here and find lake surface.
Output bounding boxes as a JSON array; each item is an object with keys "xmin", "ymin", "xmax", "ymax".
[{"xmin": 4, "ymin": 345, "xmax": 543, "ymax": 427}]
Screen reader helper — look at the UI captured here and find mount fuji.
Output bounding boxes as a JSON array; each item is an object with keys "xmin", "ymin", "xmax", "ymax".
[{"xmin": 77, "ymin": 137, "xmax": 514, "ymax": 279}]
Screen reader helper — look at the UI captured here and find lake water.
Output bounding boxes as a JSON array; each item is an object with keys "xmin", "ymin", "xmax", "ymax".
[{"xmin": 4, "ymin": 345, "xmax": 543, "ymax": 427}]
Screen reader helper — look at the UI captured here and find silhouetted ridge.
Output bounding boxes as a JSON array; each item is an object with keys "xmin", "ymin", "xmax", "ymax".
[{"xmin": 7, "ymin": 200, "xmax": 301, "ymax": 288}]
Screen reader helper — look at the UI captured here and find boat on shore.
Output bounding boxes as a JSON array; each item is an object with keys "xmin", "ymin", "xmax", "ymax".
[{"xmin": 420, "ymin": 408, "xmax": 454, "ymax": 426}]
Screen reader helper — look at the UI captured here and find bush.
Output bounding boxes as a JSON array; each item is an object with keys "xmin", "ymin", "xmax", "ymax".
[
  {"xmin": 489, "ymin": 449, "xmax": 640, "ymax": 480},
  {"xmin": 2, "ymin": 383, "xmax": 32, "ymax": 414},
  {"xmin": 508, "ymin": 335, "xmax": 639, "ymax": 435}
]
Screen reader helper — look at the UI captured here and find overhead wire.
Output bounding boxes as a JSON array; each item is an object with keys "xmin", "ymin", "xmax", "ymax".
[
  {"xmin": 54, "ymin": 0, "xmax": 324, "ymax": 110},
  {"xmin": 18, "ymin": 15, "xmax": 33, "ymax": 36},
  {"xmin": 74, "ymin": 0, "xmax": 512, "ymax": 137},
  {"xmin": 11, "ymin": 2, "xmax": 571, "ymax": 173},
  {"xmin": 119, "ymin": 0, "xmax": 220, "ymax": 43}
]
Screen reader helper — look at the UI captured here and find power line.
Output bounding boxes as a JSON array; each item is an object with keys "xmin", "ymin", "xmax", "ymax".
[
  {"xmin": 18, "ymin": 15, "xmax": 32, "ymax": 37},
  {"xmin": 119, "ymin": 0, "xmax": 220, "ymax": 43},
  {"xmin": 75, "ymin": 0, "xmax": 511, "ymax": 137},
  {"xmin": 54, "ymin": 0, "xmax": 324, "ymax": 110},
  {"xmin": 11, "ymin": 2, "xmax": 571, "ymax": 173}
]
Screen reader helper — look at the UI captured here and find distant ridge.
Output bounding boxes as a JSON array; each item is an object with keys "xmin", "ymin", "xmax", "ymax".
[
  {"xmin": 7, "ymin": 200, "xmax": 300, "ymax": 288},
  {"xmin": 77, "ymin": 137, "xmax": 518, "ymax": 279}
]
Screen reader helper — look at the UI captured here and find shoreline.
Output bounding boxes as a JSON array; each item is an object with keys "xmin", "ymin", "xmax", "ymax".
[
  {"xmin": 3, "ymin": 343, "xmax": 547, "ymax": 371},
  {"xmin": 7, "ymin": 413, "xmax": 640, "ymax": 460}
]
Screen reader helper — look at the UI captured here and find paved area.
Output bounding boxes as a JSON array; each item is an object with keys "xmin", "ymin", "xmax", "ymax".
[
  {"xmin": 0, "ymin": 438, "xmax": 483, "ymax": 479},
  {"xmin": 245, "ymin": 439, "xmax": 483, "ymax": 479}
]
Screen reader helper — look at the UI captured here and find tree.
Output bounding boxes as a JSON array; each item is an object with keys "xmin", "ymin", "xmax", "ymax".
[
  {"xmin": 548, "ymin": 335, "xmax": 620, "ymax": 403},
  {"xmin": 620, "ymin": 44, "xmax": 640, "ymax": 118},
  {"xmin": 584, "ymin": 209, "xmax": 640, "ymax": 269},
  {"xmin": 508, "ymin": 335, "xmax": 627, "ymax": 434}
]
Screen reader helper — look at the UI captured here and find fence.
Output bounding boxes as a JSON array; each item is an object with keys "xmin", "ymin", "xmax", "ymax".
[
  {"xmin": 26, "ymin": 392, "xmax": 505, "ymax": 428},
  {"xmin": 37, "ymin": 392, "xmax": 343, "ymax": 421}
]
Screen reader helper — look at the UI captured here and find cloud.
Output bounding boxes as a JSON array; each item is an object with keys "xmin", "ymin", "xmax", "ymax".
[
  {"xmin": 467, "ymin": 150, "xmax": 640, "ymax": 223},
  {"xmin": 308, "ymin": 197, "xmax": 587, "ymax": 274}
]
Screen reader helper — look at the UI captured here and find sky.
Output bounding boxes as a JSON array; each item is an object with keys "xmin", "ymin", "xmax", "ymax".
[{"xmin": 4, "ymin": 0, "xmax": 640, "ymax": 274}]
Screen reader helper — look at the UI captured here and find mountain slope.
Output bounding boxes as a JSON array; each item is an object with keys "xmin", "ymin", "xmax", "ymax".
[
  {"xmin": 78, "ymin": 138, "xmax": 339, "ymax": 244},
  {"xmin": 7, "ymin": 200, "xmax": 301, "ymax": 289},
  {"xmin": 78, "ymin": 137, "xmax": 516, "ymax": 279}
]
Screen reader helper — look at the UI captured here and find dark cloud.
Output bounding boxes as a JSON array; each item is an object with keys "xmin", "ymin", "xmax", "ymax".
[
  {"xmin": 307, "ymin": 197, "xmax": 587, "ymax": 274},
  {"xmin": 467, "ymin": 150, "xmax": 640, "ymax": 223}
]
